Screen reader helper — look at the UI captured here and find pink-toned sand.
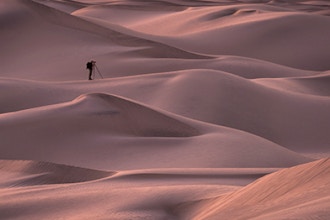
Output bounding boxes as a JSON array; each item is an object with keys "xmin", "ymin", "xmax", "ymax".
[{"xmin": 0, "ymin": 0, "xmax": 329, "ymax": 219}]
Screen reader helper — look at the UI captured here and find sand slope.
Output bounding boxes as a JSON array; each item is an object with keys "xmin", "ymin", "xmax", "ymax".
[
  {"xmin": 0, "ymin": 159, "xmax": 328, "ymax": 219},
  {"xmin": 1, "ymin": 70, "xmax": 329, "ymax": 155},
  {"xmin": 0, "ymin": 92, "xmax": 311, "ymax": 170},
  {"xmin": 195, "ymin": 158, "xmax": 330, "ymax": 220},
  {"xmin": 1, "ymin": 0, "xmax": 330, "ymax": 219}
]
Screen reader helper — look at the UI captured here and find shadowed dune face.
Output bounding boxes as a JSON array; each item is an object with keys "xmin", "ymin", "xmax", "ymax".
[
  {"xmin": 0, "ymin": 92, "xmax": 200, "ymax": 138},
  {"xmin": 0, "ymin": 160, "xmax": 114, "ymax": 186},
  {"xmin": 0, "ymin": 0, "xmax": 330, "ymax": 219},
  {"xmin": 71, "ymin": 93, "xmax": 201, "ymax": 137}
]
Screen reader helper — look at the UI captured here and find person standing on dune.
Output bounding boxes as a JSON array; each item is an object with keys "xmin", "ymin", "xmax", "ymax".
[{"xmin": 86, "ymin": 60, "xmax": 96, "ymax": 80}]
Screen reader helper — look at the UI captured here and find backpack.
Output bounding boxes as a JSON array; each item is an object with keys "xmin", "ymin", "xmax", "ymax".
[{"xmin": 86, "ymin": 62, "xmax": 93, "ymax": 69}]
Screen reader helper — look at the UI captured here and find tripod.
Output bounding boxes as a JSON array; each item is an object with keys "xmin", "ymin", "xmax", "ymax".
[{"xmin": 92, "ymin": 64, "xmax": 104, "ymax": 79}]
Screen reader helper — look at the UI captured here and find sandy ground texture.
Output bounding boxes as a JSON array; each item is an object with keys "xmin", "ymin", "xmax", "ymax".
[{"xmin": 0, "ymin": 0, "xmax": 330, "ymax": 219}]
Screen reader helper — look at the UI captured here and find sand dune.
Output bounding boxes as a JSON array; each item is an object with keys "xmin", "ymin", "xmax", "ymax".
[
  {"xmin": 195, "ymin": 158, "xmax": 330, "ymax": 220},
  {"xmin": 1, "ymin": 70, "xmax": 329, "ymax": 154},
  {"xmin": 1, "ymin": 0, "xmax": 330, "ymax": 219},
  {"xmin": 0, "ymin": 92, "xmax": 311, "ymax": 169},
  {"xmin": 0, "ymin": 163, "xmax": 240, "ymax": 219},
  {"xmin": 254, "ymin": 72, "xmax": 330, "ymax": 97},
  {"xmin": 1, "ymin": 0, "xmax": 322, "ymax": 80},
  {"xmin": 0, "ymin": 159, "xmax": 328, "ymax": 219},
  {"xmin": 72, "ymin": 1, "xmax": 330, "ymax": 70},
  {"xmin": 0, "ymin": 160, "xmax": 113, "ymax": 186}
]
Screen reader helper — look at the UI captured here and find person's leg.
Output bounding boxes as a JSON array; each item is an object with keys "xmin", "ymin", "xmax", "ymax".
[{"xmin": 89, "ymin": 69, "xmax": 93, "ymax": 80}]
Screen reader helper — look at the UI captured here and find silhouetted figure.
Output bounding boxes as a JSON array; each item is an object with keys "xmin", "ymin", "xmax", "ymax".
[{"xmin": 86, "ymin": 60, "xmax": 96, "ymax": 80}]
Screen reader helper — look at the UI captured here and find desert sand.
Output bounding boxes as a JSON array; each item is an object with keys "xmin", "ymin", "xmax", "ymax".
[{"xmin": 0, "ymin": 0, "xmax": 330, "ymax": 219}]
